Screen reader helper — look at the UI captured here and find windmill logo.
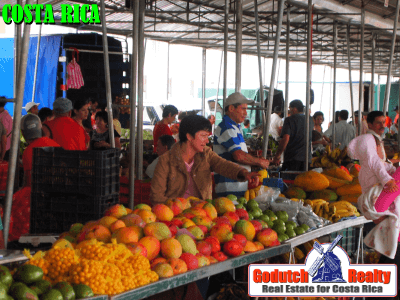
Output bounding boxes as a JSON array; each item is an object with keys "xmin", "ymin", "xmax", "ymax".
[{"xmin": 307, "ymin": 235, "xmax": 346, "ymax": 283}]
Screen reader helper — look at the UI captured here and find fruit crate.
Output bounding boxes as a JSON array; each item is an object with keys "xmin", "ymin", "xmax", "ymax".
[
  {"xmin": 30, "ymin": 191, "xmax": 119, "ymax": 234},
  {"xmin": 134, "ymin": 180, "xmax": 152, "ymax": 206},
  {"xmin": 330, "ymin": 226, "xmax": 360, "ymax": 257},
  {"xmin": 31, "ymin": 147, "xmax": 120, "ymax": 197}
]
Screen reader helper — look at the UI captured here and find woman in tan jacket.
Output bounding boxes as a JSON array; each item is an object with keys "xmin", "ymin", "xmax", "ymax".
[{"xmin": 150, "ymin": 115, "xmax": 260, "ymax": 204}]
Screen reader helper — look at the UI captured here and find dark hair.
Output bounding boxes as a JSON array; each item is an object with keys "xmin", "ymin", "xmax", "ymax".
[
  {"xmin": 38, "ymin": 107, "xmax": 53, "ymax": 123},
  {"xmin": 73, "ymin": 98, "xmax": 89, "ymax": 111},
  {"xmin": 95, "ymin": 111, "xmax": 109, "ymax": 124},
  {"xmin": 244, "ymin": 119, "xmax": 250, "ymax": 126},
  {"xmin": 158, "ymin": 135, "xmax": 175, "ymax": 150},
  {"xmin": 313, "ymin": 111, "xmax": 324, "ymax": 121},
  {"xmin": 339, "ymin": 110, "xmax": 349, "ymax": 121},
  {"xmin": 207, "ymin": 115, "xmax": 214, "ymax": 120},
  {"xmin": 367, "ymin": 111, "xmax": 385, "ymax": 124},
  {"xmin": 0, "ymin": 96, "xmax": 6, "ymax": 108},
  {"xmin": 179, "ymin": 115, "xmax": 212, "ymax": 143},
  {"xmin": 224, "ymin": 103, "xmax": 240, "ymax": 113},
  {"xmin": 162, "ymin": 105, "xmax": 178, "ymax": 118},
  {"xmin": 386, "ymin": 112, "xmax": 389, "ymax": 116},
  {"xmin": 335, "ymin": 111, "xmax": 340, "ymax": 123}
]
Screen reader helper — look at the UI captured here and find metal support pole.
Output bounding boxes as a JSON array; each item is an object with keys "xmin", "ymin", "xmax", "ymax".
[
  {"xmin": 235, "ymin": 0, "xmax": 243, "ymax": 93},
  {"xmin": 254, "ymin": 0, "xmax": 266, "ymax": 155},
  {"xmin": 129, "ymin": 0, "xmax": 139, "ymax": 209},
  {"xmin": 4, "ymin": 0, "xmax": 33, "ymax": 246},
  {"xmin": 377, "ymin": 75, "xmax": 381, "ymax": 110},
  {"xmin": 223, "ymin": 0, "xmax": 229, "ymax": 107},
  {"xmin": 137, "ymin": 0, "xmax": 145, "ymax": 180},
  {"xmin": 383, "ymin": 0, "xmax": 400, "ymax": 116},
  {"xmin": 31, "ymin": 23, "xmax": 42, "ymax": 103},
  {"xmin": 214, "ymin": 51, "xmax": 224, "ymax": 133},
  {"xmin": 371, "ymin": 34, "xmax": 376, "ymax": 111},
  {"xmin": 305, "ymin": 0, "xmax": 312, "ymax": 171},
  {"xmin": 262, "ymin": 0, "xmax": 285, "ymax": 158},
  {"xmin": 202, "ymin": 48, "xmax": 206, "ymax": 117},
  {"xmin": 332, "ymin": 22, "xmax": 337, "ymax": 149},
  {"xmin": 358, "ymin": 7, "xmax": 365, "ymax": 136},
  {"xmin": 15, "ymin": 0, "xmax": 22, "ymax": 83},
  {"xmin": 346, "ymin": 25, "xmax": 355, "ymax": 124},
  {"xmin": 166, "ymin": 43, "xmax": 170, "ymax": 101},
  {"xmin": 100, "ymin": 0, "xmax": 115, "ymax": 148},
  {"xmin": 285, "ymin": 8, "xmax": 290, "ymax": 119}
]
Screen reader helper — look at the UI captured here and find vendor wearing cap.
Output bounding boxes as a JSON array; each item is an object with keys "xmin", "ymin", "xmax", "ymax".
[
  {"xmin": 42, "ymin": 97, "xmax": 87, "ymax": 150},
  {"xmin": 269, "ymin": 106, "xmax": 284, "ymax": 141},
  {"xmin": 23, "ymin": 102, "xmax": 39, "ymax": 115},
  {"xmin": 214, "ymin": 92, "xmax": 270, "ymax": 198},
  {"xmin": 271, "ymin": 100, "xmax": 313, "ymax": 171}
]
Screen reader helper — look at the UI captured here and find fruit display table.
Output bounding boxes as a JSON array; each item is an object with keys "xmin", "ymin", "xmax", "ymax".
[
  {"xmin": 109, "ymin": 244, "xmax": 291, "ymax": 300},
  {"xmin": 0, "ymin": 250, "xmax": 29, "ymax": 265}
]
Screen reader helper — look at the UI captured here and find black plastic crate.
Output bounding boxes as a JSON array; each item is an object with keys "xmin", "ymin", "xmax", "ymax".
[
  {"xmin": 31, "ymin": 147, "xmax": 120, "ymax": 197},
  {"xmin": 330, "ymin": 227, "xmax": 360, "ymax": 256},
  {"xmin": 30, "ymin": 192, "xmax": 119, "ymax": 234}
]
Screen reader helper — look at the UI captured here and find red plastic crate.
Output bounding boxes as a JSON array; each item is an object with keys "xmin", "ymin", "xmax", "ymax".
[{"xmin": 119, "ymin": 177, "xmax": 151, "ymax": 206}]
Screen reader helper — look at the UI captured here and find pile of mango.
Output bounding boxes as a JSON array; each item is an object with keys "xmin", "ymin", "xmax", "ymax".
[{"xmin": 285, "ymin": 168, "xmax": 361, "ymax": 222}]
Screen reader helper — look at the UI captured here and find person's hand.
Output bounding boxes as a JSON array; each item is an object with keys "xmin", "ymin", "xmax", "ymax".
[
  {"xmin": 373, "ymin": 215, "xmax": 387, "ymax": 225},
  {"xmin": 258, "ymin": 158, "xmax": 270, "ymax": 169},
  {"xmin": 321, "ymin": 139, "xmax": 328, "ymax": 146},
  {"xmin": 271, "ymin": 156, "xmax": 281, "ymax": 166},
  {"xmin": 384, "ymin": 179, "xmax": 399, "ymax": 193},
  {"xmin": 245, "ymin": 172, "xmax": 260, "ymax": 187}
]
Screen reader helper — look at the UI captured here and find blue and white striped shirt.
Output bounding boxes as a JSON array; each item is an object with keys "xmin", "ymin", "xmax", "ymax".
[{"xmin": 214, "ymin": 115, "xmax": 250, "ymax": 197}]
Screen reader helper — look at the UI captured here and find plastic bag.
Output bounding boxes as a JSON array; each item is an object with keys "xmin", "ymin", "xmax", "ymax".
[
  {"xmin": 269, "ymin": 197, "xmax": 303, "ymax": 224},
  {"xmin": 253, "ymin": 187, "xmax": 281, "ymax": 211},
  {"xmin": 297, "ymin": 204, "xmax": 331, "ymax": 229}
]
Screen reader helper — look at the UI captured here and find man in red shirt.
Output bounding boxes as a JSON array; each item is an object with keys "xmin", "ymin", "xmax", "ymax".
[
  {"xmin": 153, "ymin": 105, "xmax": 178, "ymax": 153},
  {"xmin": 42, "ymin": 97, "xmax": 87, "ymax": 150},
  {"xmin": 21, "ymin": 114, "xmax": 60, "ymax": 187}
]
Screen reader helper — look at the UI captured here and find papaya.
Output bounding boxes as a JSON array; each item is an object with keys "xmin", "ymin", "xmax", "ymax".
[
  {"xmin": 294, "ymin": 171, "xmax": 329, "ymax": 192},
  {"xmin": 323, "ymin": 167, "xmax": 353, "ymax": 181},
  {"xmin": 339, "ymin": 194, "xmax": 362, "ymax": 203},
  {"xmin": 336, "ymin": 183, "xmax": 362, "ymax": 196},
  {"xmin": 323, "ymin": 174, "xmax": 351, "ymax": 189},
  {"xmin": 284, "ymin": 186, "xmax": 306, "ymax": 199},
  {"xmin": 310, "ymin": 189, "xmax": 338, "ymax": 201}
]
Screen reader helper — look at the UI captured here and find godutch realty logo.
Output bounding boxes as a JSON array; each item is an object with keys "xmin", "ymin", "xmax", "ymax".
[
  {"xmin": 2, "ymin": 4, "xmax": 101, "ymax": 25},
  {"xmin": 249, "ymin": 235, "xmax": 398, "ymax": 297}
]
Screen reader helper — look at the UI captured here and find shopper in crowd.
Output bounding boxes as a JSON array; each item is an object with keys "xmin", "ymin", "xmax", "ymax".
[
  {"xmin": 38, "ymin": 107, "xmax": 54, "ymax": 123},
  {"xmin": 20, "ymin": 114, "xmax": 60, "ymax": 187},
  {"xmin": 394, "ymin": 106, "xmax": 399, "ymax": 126},
  {"xmin": 353, "ymin": 110, "xmax": 369, "ymax": 136},
  {"xmin": 153, "ymin": 105, "xmax": 178, "ymax": 153},
  {"xmin": 82, "ymin": 98, "xmax": 98, "ymax": 132},
  {"xmin": 150, "ymin": 115, "xmax": 260, "ymax": 204},
  {"xmin": 385, "ymin": 112, "xmax": 392, "ymax": 129},
  {"xmin": 271, "ymin": 100, "xmax": 313, "ymax": 171},
  {"xmin": 312, "ymin": 112, "xmax": 328, "ymax": 150},
  {"xmin": 72, "ymin": 98, "xmax": 91, "ymax": 149},
  {"xmin": 145, "ymin": 135, "xmax": 175, "ymax": 179},
  {"xmin": 23, "ymin": 102, "xmax": 39, "ymax": 115},
  {"xmin": 208, "ymin": 114, "xmax": 215, "ymax": 125},
  {"xmin": 323, "ymin": 110, "xmax": 356, "ymax": 150},
  {"xmin": 90, "ymin": 111, "xmax": 121, "ymax": 150},
  {"xmin": 242, "ymin": 119, "xmax": 252, "ymax": 139},
  {"xmin": 328, "ymin": 110, "xmax": 340, "ymax": 128},
  {"xmin": 0, "ymin": 121, "xmax": 6, "ymax": 162},
  {"xmin": 112, "ymin": 105, "xmax": 122, "ymax": 136},
  {"xmin": 390, "ymin": 118, "xmax": 398, "ymax": 135},
  {"xmin": 214, "ymin": 92, "xmax": 269, "ymax": 197},
  {"xmin": 313, "ymin": 111, "xmax": 324, "ymax": 133},
  {"xmin": 0, "ymin": 97, "xmax": 12, "ymax": 161},
  {"xmin": 348, "ymin": 111, "xmax": 400, "ymax": 297},
  {"xmin": 42, "ymin": 97, "xmax": 87, "ymax": 150},
  {"xmin": 269, "ymin": 106, "xmax": 283, "ymax": 141}
]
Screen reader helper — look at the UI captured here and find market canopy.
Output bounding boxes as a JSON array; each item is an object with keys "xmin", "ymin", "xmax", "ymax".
[{"xmin": 4, "ymin": 0, "xmax": 400, "ymax": 76}]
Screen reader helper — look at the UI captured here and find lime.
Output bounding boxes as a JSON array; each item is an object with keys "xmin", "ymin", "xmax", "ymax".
[
  {"xmin": 273, "ymin": 219, "xmax": 286, "ymax": 228},
  {"xmin": 300, "ymin": 224, "xmax": 310, "ymax": 231},
  {"xmin": 226, "ymin": 194, "xmax": 238, "ymax": 202},
  {"xmin": 30, "ymin": 286, "xmax": 42, "ymax": 296},
  {"xmin": 285, "ymin": 224, "xmax": 295, "ymax": 231},
  {"xmin": 249, "ymin": 209, "xmax": 262, "ymax": 218},
  {"xmin": 273, "ymin": 220, "xmax": 286, "ymax": 235},
  {"xmin": 286, "ymin": 229, "xmax": 297, "ymax": 238},
  {"xmin": 294, "ymin": 227, "xmax": 305, "ymax": 235},
  {"xmin": 41, "ymin": 289, "xmax": 63, "ymax": 300},
  {"xmin": 247, "ymin": 213, "xmax": 254, "ymax": 221},
  {"xmin": 237, "ymin": 197, "xmax": 247, "ymax": 205},
  {"xmin": 73, "ymin": 284, "xmax": 94, "ymax": 299},
  {"xmin": 266, "ymin": 221, "xmax": 274, "ymax": 228},
  {"xmin": 285, "ymin": 221, "xmax": 297, "ymax": 228},
  {"xmin": 0, "ymin": 266, "xmax": 12, "ymax": 290},
  {"xmin": 276, "ymin": 211, "xmax": 289, "ymax": 222},
  {"xmin": 258, "ymin": 214, "xmax": 270, "ymax": 223},
  {"xmin": 14, "ymin": 265, "xmax": 43, "ymax": 285},
  {"xmin": 278, "ymin": 233, "xmax": 289, "ymax": 242},
  {"xmin": 246, "ymin": 200, "xmax": 259, "ymax": 211},
  {"xmin": 264, "ymin": 210, "xmax": 277, "ymax": 221},
  {"xmin": 54, "ymin": 282, "xmax": 75, "ymax": 300},
  {"xmin": 235, "ymin": 204, "xmax": 245, "ymax": 210}
]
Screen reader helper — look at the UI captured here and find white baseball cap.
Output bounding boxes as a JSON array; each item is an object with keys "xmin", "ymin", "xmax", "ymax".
[
  {"xmin": 24, "ymin": 102, "xmax": 40, "ymax": 112},
  {"xmin": 224, "ymin": 92, "xmax": 254, "ymax": 108}
]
